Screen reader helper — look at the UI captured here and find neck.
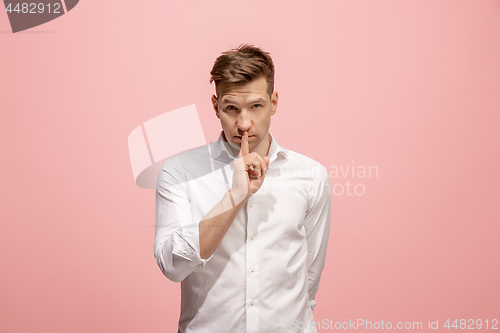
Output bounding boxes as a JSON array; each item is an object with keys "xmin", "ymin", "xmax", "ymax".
[{"xmin": 254, "ymin": 131, "xmax": 271, "ymax": 157}]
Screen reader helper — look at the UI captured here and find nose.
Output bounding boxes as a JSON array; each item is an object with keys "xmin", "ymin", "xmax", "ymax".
[{"xmin": 237, "ymin": 110, "xmax": 252, "ymax": 134}]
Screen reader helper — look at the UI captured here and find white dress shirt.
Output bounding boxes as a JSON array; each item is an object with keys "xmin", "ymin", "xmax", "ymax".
[{"xmin": 154, "ymin": 131, "xmax": 331, "ymax": 333}]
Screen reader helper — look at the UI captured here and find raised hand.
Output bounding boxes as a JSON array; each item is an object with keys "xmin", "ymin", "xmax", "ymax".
[{"xmin": 231, "ymin": 131, "xmax": 270, "ymax": 205}]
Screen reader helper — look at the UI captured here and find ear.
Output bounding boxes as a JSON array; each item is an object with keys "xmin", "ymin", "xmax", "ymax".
[
  {"xmin": 211, "ymin": 95, "xmax": 220, "ymax": 119},
  {"xmin": 270, "ymin": 91, "xmax": 278, "ymax": 116}
]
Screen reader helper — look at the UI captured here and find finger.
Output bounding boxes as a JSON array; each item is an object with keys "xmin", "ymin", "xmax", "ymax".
[
  {"xmin": 246, "ymin": 161, "xmax": 260, "ymax": 177},
  {"xmin": 254, "ymin": 153, "xmax": 268, "ymax": 174},
  {"xmin": 257, "ymin": 158, "xmax": 269, "ymax": 179},
  {"xmin": 247, "ymin": 153, "xmax": 266, "ymax": 177},
  {"xmin": 262, "ymin": 162, "xmax": 268, "ymax": 177},
  {"xmin": 263, "ymin": 156, "xmax": 270, "ymax": 170},
  {"xmin": 240, "ymin": 131, "xmax": 249, "ymax": 157},
  {"xmin": 247, "ymin": 161, "xmax": 259, "ymax": 179},
  {"xmin": 263, "ymin": 156, "xmax": 269, "ymax": 165}
]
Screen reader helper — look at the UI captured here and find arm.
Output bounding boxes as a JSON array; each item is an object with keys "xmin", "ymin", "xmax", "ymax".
[
  {"xmin": 199, "ymin": 190, "xmax": 247, "ymax": 259},
  {"xmin": 154, "ymin": 132, "xmax": 269, "ymax": 281},
  {"xmin": 154, "ymin": 157, "xmax": 210, "ymax": 283},
  {"xmin": 199, "ymin": 131, "xmax": 268, "ymax": 259},
  {"xmin": 154, "ymin": 172, "xmax": 244, "ymax": 281},
  {"xmin": 304, "ymin": 165, "xmax": 331, "ymax": 310}
]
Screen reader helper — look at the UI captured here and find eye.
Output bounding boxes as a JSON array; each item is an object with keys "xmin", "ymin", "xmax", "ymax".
[
  {"xmin": 226, "ymin": 105, "xmax": 237, "ymax": 111},
  {"xmin": 252, "ymin": 104, "xmax": 262, "ymax": 109}
]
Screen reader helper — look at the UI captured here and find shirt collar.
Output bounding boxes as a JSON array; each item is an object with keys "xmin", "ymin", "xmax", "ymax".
[{"xmin": 210, "ymin": 131, "xmax": 288, "ymax": 163}]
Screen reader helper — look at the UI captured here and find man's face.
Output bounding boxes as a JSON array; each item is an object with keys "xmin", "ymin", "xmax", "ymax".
[{"xmin": 211, "ymin": 76, "xmax": 278, "ymax": 154}]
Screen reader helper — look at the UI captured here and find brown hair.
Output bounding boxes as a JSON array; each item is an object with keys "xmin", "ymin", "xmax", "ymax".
[{"xmin": 210, "ymin": 44, "xmax": 275, "ymax": 100}]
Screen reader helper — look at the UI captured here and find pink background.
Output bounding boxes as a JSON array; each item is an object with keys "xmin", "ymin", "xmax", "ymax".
[{"xmin": 1, "ymin": 0, "xmax": 499, "ymax": 332}]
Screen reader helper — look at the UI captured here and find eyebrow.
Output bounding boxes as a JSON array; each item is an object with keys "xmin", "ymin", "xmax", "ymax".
[{"xmin": 221, "ymin": 97, "xmax": 267, "ymax": 104}]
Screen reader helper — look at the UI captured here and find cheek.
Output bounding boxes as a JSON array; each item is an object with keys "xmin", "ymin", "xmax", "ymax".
[
  {"xmin": 219, "ymin": 116, "xmax": 235, "ymax": 129},
  {"xmin": 257, "ymin": 112, "xmax": 272, "ymax": 125}
]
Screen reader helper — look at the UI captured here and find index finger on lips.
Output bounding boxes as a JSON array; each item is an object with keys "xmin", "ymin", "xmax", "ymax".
[{"xmin": 240, "ymin": 131, "xmax": 249, "ymax": 157}]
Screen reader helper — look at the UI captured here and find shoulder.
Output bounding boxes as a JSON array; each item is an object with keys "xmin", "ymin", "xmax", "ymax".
[
  {"xmin": 159, "ymin": 144, "xmax": 212, "ymax": 185},
  {"xmin": 279, "ymin": 147, "xmax": 330, "ymax": 208},
  {"xmin": 163, "ymin": 144, "xmax": 211, "ymax": 170},
  {"xmin": 280, "ymin": 147, "xmax": 328, "ymax": 178}
]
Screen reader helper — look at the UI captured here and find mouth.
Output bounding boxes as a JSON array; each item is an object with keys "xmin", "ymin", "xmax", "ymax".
[{"xmin": 235, "ymin": 135, "xmax": 255, "ymax": 140}]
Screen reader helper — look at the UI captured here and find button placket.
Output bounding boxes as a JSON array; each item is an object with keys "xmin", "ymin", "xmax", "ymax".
[{"xmin": 246, "ymin": 198, "xmax": 259, "ymax": 333}]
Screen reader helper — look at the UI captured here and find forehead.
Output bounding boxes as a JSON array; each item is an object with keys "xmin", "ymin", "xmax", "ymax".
[{"xmin": 218, "ymin": 77, "xmax": 269, "ymax": 103}]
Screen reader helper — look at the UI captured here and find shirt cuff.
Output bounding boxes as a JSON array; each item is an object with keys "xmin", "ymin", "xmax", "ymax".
[{"xmin": 171, "ymin": 224, "xmax": 214, "ymax": 272}]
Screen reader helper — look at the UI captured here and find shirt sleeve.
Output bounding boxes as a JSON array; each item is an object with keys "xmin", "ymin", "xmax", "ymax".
[
  {"xmin": 154, "ymin": 157, "xmax": 214, "ymax": 283},
  {"xmin": 304, "ymin": 164, "xmax": 331, "ymax": 311}
]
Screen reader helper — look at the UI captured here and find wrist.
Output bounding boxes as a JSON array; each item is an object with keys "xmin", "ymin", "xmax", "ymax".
[{"xmin": 229, "ymin": 189, "xmax": 250, "ymax": 206}]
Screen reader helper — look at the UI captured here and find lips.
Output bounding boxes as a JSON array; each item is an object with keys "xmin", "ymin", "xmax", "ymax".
[{"xmin": 235, "ymin": 135, "xmax": 255, "ymax": 139}]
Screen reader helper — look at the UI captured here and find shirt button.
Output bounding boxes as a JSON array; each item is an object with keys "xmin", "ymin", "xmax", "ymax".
[
  {"xmin": 249, "ymin": 203, "xmax": 254, "ymax": 207},
  {"xmin": 250, "ymin": 267, "xmax": 255, "ymax": 272},
  {"xmin": 250, "ymin": 301, "xmax": 255, "ymax": 306},
  {"xmin": 250, "ymin": 235, "xmax": 254, "ymax": 240}
]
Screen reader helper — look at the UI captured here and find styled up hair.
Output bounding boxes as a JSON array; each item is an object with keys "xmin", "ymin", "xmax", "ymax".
[{"xmin": 210, "ymin": 44, "xmax": 275, "ymax": 100}]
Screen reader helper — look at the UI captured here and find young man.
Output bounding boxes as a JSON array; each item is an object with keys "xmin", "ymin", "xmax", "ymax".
[{"xmin": 154, "ymin": 44, "xmax": 331, "ymax": 333}]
